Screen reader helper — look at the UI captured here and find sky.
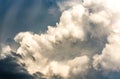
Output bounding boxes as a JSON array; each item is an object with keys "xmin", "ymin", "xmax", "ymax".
[
  {"xmin": 0, "ymin": 0, "xmax": 120, "ymax": 79},
  {"xmin": 0, "ymin": 0, "xmax": 60, "ymax": 44}
]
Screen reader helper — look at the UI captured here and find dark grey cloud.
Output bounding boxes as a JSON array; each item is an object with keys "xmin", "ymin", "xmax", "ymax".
[
  {"xmin": 0, "ymin": 52, "xmax": 34, "ymax": 79},
  {"xmin": 0, "ymin": 51, "xmax": 65, "ymax": 79}
]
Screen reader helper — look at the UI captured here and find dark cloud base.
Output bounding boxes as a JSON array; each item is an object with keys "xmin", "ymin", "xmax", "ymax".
[
  {"xmin": 0, "ymin": 53, "xmax": 120, "ymax": 79},
  {"xmin": 0, "ymin": 53, "xmax": 63, "ymax": 79},
  {"xmin": 0, "ymin": 53, "xmax": 34, "ymax": 79}
]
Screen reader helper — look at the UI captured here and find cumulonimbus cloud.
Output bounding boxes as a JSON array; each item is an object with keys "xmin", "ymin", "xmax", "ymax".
[{"xmin": 1, "ymin": 0, "xmax": 120, "ymax": 79}]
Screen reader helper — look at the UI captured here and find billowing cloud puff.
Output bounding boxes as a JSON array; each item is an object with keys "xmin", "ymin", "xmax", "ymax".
[
  {"xmin": 0, "ymin": 45, "xmax": 12, "ymax": 59},
  {"xmin": 93, "ymin": 16, "xmax": 120, "ymax": 71},
  {"xmin": 14, "ymin": 4, "xmax": 91, "ymax": 78},
  {"xmin": 92, "ymin": 0, "xmax": 120, "ymax": 71}
]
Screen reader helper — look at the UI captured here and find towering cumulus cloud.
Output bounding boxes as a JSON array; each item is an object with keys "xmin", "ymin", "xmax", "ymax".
[{"xmin": 1, "ymin": 0, "xmax": 119, "ymax": 79}]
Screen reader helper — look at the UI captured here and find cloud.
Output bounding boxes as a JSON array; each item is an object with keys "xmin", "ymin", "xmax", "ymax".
[
  {"xmin": 13, "ymin": 0, "xmax": 108, "ymax": 78},
  {"xmin": 0, "ymin": 45, "xmax": 12, "ymax": 59},
  {"xmin": 93, "ymin": 21, "xmax": 120, "ymax": 71},
  {"xmin": 57, "ymin": 0, "xmax": 83, "ymax": 12},
  {"xmin": 1, "ymin": 0, "xmax": 120, "ymax": 79},
  {"xmin": 92, "ymin": 0, "xmax": 120, "ymax": 71},
  {"xmin": 0, "ymin": 53, "xmax": 34, "ymax": 79}
]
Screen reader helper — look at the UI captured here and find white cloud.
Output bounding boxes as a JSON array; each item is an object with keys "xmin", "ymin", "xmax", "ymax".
[
  {"xmin": 92, "ymin": 0, "xmax": 120, "ymax": 72},
  {"xmin": 9, "ymin": 0, "xmax": 120, "ymax": 78},
  {"xmin": 0, "ymin": 45, "xmax": 12, "ymax": 59},
  {"xmin": 14, "ymin": 3, "xmax": 91, "ymax": 78},
  {"xmin": 93, "ymin": 21, "xmax": 120, "ymax": 71}
]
